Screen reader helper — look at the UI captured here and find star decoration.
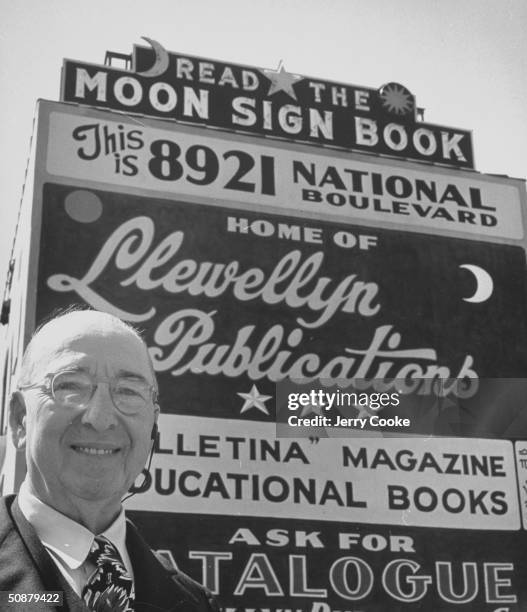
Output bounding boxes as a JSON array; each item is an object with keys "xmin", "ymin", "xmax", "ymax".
[
  {"xmin": 262, "ymin": 63, "xmax": 303, "ymax": 100},
  {"xmin": 300, "ymin": 402, "xmax": 325, "ymax": 417},
  {"xmin": 238, "ymin": 384, "xmax": 272, "ymax": 415},
  {"xmin": 354, "ymin": 405, "xmax": 371, "ymax": 419}
]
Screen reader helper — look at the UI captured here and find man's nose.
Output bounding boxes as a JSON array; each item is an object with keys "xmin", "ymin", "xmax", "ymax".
[{"xmin": 80, "ymin": 382, "xmax": 119, "ymax": 431}]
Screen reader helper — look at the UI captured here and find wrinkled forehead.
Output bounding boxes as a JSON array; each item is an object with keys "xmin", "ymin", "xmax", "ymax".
[{"xmin": 26, "ymin": 315, "xmax": 153, "ymax": 382}]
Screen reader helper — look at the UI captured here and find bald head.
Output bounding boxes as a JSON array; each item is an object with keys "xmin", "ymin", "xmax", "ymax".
[{"xmin": 19, "ymin": 310, "xmax": 156, "ymax": 390}]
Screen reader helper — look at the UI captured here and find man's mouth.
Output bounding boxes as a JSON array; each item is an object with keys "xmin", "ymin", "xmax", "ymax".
[{"xmin": 71, "ymin": 445, "xmax": 120, "ymax": 456}]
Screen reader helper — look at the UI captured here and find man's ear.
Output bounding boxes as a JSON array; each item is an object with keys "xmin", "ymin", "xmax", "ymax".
[
  {"xmin": 9, "ymin": 391, "xmax": 27, "ymax": 451},
  {"xmin": 151, "ymin": 404, "xmax": 160, "ymax": 442}
]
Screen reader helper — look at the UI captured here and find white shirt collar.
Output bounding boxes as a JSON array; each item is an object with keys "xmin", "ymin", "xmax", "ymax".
[{"xmin": 18, "ymin": 480, "xmax": 128, "ymax": 570}]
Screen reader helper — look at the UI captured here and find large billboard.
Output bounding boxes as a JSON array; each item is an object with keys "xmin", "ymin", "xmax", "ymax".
[
  {"xmin": 22, "ymin": 100, "xmax": 527, "ymax": 610},
  {"xmin": 60, "ymin": 41, "xmax": 475, "ymax": 169}
]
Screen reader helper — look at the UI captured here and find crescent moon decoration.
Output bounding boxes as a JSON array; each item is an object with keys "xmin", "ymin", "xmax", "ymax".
[
  {"xmin": 137, "ymin": 37, "xmax": 170, "ymax": 78},
  {"xmin": 460, "ymin": 264, "xmax": 494, "ymax": 303}
]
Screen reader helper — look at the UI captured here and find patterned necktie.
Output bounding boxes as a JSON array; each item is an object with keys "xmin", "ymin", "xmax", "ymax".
[{"xmin": 82, "ymin": 535, "xmax": 134, "ymax": 612}]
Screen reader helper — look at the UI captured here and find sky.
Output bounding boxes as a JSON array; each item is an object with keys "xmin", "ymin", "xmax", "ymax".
[{"xmin": 0, "ymin": 0, "xmax": 526, "ymax": 300}]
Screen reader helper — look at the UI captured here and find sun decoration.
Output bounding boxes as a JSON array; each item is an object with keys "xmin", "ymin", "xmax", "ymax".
[{"xmin": 378, "ymin": 82, "xmax": 415, "ymax": 117}]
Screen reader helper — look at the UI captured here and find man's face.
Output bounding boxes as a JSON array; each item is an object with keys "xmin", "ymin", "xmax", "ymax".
[{"xmin": 14, "ymin": 316, "xmax": 158, "ymax": 509}]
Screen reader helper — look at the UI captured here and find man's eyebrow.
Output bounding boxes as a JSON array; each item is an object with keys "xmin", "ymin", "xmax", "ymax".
[
  {"xmin": 51, "ymin": 365, "xmax": 89, "ymax": 374},
  {"xmin": 116, "ymin": 370, "xmax": 151, "ymax": 383}
]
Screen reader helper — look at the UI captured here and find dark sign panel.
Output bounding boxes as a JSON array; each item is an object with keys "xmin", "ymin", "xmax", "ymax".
[
  {"xmin": 36, "ymin": 183, "xmax": 527, "ymax": 437},
  {"xmin": 60, "ymin": 42, "xmax": 474, "ymax": 168},
  {"xmin": 130, "ymin": 513, "xmax": 527, "ymax": 611}
]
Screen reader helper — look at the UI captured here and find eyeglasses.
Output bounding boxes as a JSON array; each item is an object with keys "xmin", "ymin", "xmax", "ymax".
[{"xmin": 19, "ymin": 370, "xmax": 158, "ymax": 415}]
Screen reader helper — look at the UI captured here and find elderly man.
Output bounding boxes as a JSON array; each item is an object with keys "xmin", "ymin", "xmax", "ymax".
[{"xmin": 1, "ymin": 310, "xmax": 218, "ymax": 611}]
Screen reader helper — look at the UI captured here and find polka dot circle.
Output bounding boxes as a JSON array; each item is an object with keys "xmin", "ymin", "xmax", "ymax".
[{"xmin": 64, "ymin": 190, "xmax": 103, "ymax": 223}]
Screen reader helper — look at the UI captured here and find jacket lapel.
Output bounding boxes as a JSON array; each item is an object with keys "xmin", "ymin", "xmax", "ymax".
[
  {"xmin": 3, "ymin": 496, "xmax": 212, "ymax": 611},
  {"xmin": 9, "ymin": 496, "xmax": 88, "ymax": 612},
  {"xmin": 126, "ymin": 520, "xmax": 202, "ymax": 612}
]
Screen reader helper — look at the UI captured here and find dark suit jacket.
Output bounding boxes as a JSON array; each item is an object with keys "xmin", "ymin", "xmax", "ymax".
[{"xmin": 0, "ymin": 495, "xmax": 219, "ymax": 612}]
